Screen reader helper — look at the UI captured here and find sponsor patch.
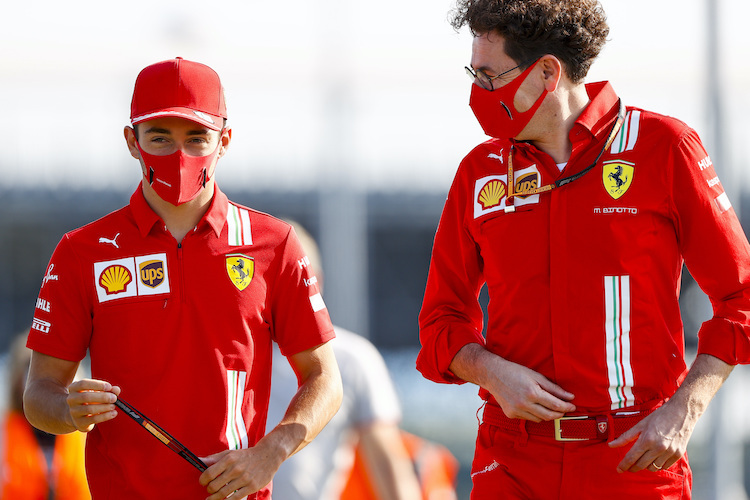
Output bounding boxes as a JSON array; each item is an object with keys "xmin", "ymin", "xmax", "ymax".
[
  {"xmin": 715, "ymin": 192, "xmax": 732, "ymax": 214},
  {"xmin": 698, "ymin": 155, "xmax": 713, "ymax": 171},
  {"xmin": 226, "ymin": 254, "xmax": 254, "ymax": 291},
  {"xmin": 36, "ymin": 298, "xmax": 51, "ymax": 312},
  {"xmin": 99, "ymin": 264, "xmax": 133, "ymax": 295},
  {"xmin": 603, "ymin": 160, "xmax": 634, "ymax": 200},
  {"xmin": 471, "ymin": 460, "xmax": 500, "ymax": 478},
  {"xmin": 42, "ymin": 264, "xmax": 59, "ymax": 287},
  {"xmin": 139, "ymin": 260, "xmax": 166, "ymax": 289},
  {"xmin": 98, "ymin": 233, "xmax": 121, "ymax": 248},
  {"xmin": 309, "ymin": 292, "xmax": 327, "ymax": 312},
  {"xmin": 473, "ymin": 165, "xmax": 541, "ymax": 219},
  {"xmin": 514, "ymin": 172, "xmax": 539, "ymax": 199},
  {"xmin": 477, "ymin": 179, "xmax": 506, "ymax": 210},
  {"xmin": 487, "ymin": 152, "xmax": 504, "ymax": 163},
  {"xmin": 94, "ymin": 254, "xmax": 169, "ymax": 303},
  {"xmin": 31, "ymin": 317, "xmax": 51, "ymax": 334}
]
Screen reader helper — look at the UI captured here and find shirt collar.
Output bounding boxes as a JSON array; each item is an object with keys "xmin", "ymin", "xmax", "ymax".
[
  {"xmin": 131, "ymin": 183, "xmax": 229, "ymax": 239},
  {"xmin": 571, "ymin": 81, "xmax": 620, "ymax": 141}
]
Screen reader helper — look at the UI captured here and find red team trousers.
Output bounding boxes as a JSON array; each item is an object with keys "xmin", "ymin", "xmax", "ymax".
[{"xmin": 470, "ymin": 405, "xmax": 692, "ymax": 499}]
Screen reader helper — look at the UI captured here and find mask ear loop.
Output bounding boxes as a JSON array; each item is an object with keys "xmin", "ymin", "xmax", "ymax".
[{"xmin": 201, "ymin": 125, "xmax": 225, "ymax": 188}]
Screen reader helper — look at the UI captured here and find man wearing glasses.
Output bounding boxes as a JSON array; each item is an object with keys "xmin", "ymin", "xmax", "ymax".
[{"xmin": 417, "ymin": 1, "xmax": 750, "ymax": 498}]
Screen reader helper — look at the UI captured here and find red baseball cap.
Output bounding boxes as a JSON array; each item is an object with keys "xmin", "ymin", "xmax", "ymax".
[{"xmin": 130, "ymin": 57, "xmax": 227, "ymax": 131}]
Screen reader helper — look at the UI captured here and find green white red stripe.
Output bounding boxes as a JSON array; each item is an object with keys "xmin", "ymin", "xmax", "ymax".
[
  {"xmin": 228, "ymin": 203, "xmax": 252, "ymax": 247},
  {"xmin": 604, "ymin": 275, "xmax": 634, "ymax": 410},
  {"xmin": 225, "ymin": 370, "xmax": 249, "ymax": 450},
  {"xmin": 609, "ymin": 110, "xmax": 640, "ymax": 154}
]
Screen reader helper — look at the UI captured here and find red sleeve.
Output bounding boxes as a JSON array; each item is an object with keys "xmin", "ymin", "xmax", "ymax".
[
  {"xmin": 671, "ymin": 128, "xmax": 750, "ymax": 364},
  {"xmin": 417, "ymin": 159, "xmax": 486, "ymax": 384},
  {"xmin": 270, "ymin": 226, "xmax": 335, "ymax": 356},
  {"xmin": 26, "ymin": 234, "xmax": 92, "ymax": 362}
]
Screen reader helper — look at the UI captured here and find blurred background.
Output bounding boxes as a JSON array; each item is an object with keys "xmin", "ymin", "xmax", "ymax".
[{"xmin": 1, "ymin": 0, "xmax": 749, "ymax": 498}]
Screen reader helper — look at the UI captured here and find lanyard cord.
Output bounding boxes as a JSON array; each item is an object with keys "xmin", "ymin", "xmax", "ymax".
[{"xmin": 505, "ymin": 99, "xmax": 626, "ymax": 213}]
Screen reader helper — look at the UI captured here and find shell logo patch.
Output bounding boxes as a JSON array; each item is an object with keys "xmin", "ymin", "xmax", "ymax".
[
  {"xmin": 603, "ymin": 160, "xmax": 634, "ymax": 200},
  {"xmin": 478, "ymin": 179, "xmax": 506, "ymax": 210},
  {"xmin": 94, "ymin": 254, "xmax": 169, "ymax": 303},
  {"xmin": 99, "ymin": 265, "xmax": 132, "ymax": 295},
  {"xmin": 226, "ymin": 254, "xmax": 254, "ymax": 291},
  {"xmin": 139, "ymin": 260, "xmax": 165, "ymax": 288}
]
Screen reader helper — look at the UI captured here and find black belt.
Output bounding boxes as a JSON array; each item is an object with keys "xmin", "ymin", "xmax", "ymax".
[{"xmin": 482, "ymin": 403, "xmax": 654, "ymax": 442}]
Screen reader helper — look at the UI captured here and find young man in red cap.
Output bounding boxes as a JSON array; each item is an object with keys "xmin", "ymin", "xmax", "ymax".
[
  {"xmin": 23, "ymin": 57, "xmax": 343, "ymax": 500},
  {"xmin": 417, "ymin": 1, "xmax": 750, "ymax": 498}
]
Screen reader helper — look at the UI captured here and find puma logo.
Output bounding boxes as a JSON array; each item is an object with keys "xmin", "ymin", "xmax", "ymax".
[{"xmin": 99, "ymin": 233, "xmax": 121, "ymax": 248}]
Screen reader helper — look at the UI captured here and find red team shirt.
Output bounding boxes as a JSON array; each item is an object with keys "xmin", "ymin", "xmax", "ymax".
[
  {"xmin": 418, "ymin": 82, "xmax": 750, "ymax": 414},
  {"xmin": 28, "ymin": 185, "xmax": 335, "ymax": 499}
]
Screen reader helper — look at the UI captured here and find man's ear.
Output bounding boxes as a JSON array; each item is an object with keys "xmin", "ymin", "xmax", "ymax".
[
  {"xmin": 218, "ymin": 127, "xmax": 232, "ymax": 159},
  {"xmin": 124, "ymin": 126, "xmax": 141, "ymax": 160},
  {"xmin": 539, "ymin": 55, "xmax": 562, "ymax": 93}
]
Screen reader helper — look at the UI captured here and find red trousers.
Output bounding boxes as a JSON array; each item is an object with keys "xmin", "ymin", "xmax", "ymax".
[{"xmin": 470, "ymin": 418, "xmax": 692, "ymax": 499}]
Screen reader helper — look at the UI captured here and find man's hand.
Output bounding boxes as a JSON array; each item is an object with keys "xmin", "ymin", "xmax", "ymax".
[
  {"xmin": 25, "ymin": 351, "xmax": 121, "ymax": 435},
  {"xmin": 488, "ymin": 359, "xmax": 576, "ymax": 422},
  {"xmin": 610, "ymin": 353, "xmax": 733, "ymax": 473},
  {"xmin": 66, "ymin": 379, "xmax": 121, "ymax": 432},
  {"xmin": 608, "ymin": 399, "xmax": 695, "ymax": 472},
  {"xmin": 449, "ymin": 343, "xmax": 576, "ymax": 422},
  {"xmin": 199, "ymin": 443, "xmax": 282, "ymax": 500}
]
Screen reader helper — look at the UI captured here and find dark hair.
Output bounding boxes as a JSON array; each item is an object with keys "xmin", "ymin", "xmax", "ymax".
[{"xmin": 450, "ymin": 0, "xmax": 609, "ymax": 83}]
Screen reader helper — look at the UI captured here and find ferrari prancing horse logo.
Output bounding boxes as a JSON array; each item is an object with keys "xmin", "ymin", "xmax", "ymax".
[
  {"xmin": 603, "ymin": 160, "xmax": 634, "ymax": 200},
  {"xmin": 226, "ymin": 254, "xmax": 254, "ymax": 291}
]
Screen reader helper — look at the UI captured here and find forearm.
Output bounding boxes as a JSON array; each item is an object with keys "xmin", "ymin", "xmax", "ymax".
[
  {"xmin": 449, "ymin": 342, "xmax": 501, "ymax": 387},
  {"xmin": 265, "ymin": 348, "xmax": 343, "ymax": 461},
  {"xmin": 667, "ymin": 353, "xmax": 734, "ymax": 421},
  {"xmin": 23, "ymin": 377, "xmax": 76, "ymax": 434}
]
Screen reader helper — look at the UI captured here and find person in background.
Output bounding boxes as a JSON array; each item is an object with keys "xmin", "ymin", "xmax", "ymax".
[
  {"xmin": 267, "ymin": 222, "xmax": 441, "ymax": 500},
  {"xmin": 417, "ymin": 0, "xmax": 750, "ymax": 498},
  {"xmin": 1, "ymin": 331, "xmax": 90, "ymax": 499}
]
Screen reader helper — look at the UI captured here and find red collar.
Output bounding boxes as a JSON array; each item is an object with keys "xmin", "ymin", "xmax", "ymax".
[
  {"xmin": 130, "ymin": 184, "xmax": 228, "ymax": 239},
  {"xmin": 571, "ymin": 81, "xmax": 620, "ymax": 142}
]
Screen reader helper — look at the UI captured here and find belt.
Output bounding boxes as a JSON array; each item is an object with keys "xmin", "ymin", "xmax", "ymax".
[{"xmin": 482, "ymin": 403, "xmax": 654, "ymax": 442}]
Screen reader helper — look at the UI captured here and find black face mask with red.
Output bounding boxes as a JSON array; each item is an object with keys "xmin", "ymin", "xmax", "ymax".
[{"xmin": 469, "ymin": 59, "xmax": 547, "ymax": 139}]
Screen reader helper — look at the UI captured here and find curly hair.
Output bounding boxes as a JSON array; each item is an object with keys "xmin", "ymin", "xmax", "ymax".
[{"xmin": 450, "ymin": 0, "xmax": 609, "ymax": 83}]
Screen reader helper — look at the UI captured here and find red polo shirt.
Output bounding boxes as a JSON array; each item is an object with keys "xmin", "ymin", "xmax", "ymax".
[
  {"xmin": 418, "ymin": 82, "xmax": 750, "ymax": 413},
  {"xmin": 28, "ymin": 184, "xmax": 335, "ymax": 499}
]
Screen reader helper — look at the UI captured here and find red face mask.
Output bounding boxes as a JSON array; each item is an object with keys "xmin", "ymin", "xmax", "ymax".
[
  {"xmin": 469, "ymin": 59, "xmax": 547, "ymax": 139},
  {"xmin": 136, "ymin": 140, "xmax": 222, "ymax": 206}
]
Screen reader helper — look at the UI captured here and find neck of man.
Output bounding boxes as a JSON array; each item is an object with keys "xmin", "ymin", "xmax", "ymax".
[
  {"xmin": 141, "ymin": 179, "xmax": 215, "ymax": 243},
  {"xmin": 524, "ymin": 83, "xmax": 590, "ymax": 164}
]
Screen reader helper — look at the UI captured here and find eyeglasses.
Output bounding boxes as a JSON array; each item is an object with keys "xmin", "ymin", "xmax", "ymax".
[{"xmin": 465, "ymin": 60, "xmax": 531, "ymax": 91}]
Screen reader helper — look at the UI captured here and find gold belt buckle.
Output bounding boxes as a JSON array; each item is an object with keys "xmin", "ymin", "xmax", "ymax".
[{"xmin": 554, "ymin": 415, "xmax": 589, "ymax": 441}]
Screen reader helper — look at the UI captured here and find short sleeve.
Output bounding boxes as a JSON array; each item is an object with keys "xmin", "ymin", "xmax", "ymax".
[
  {"xmin": 270, "ymin": 226, "xmax": 335, "ymax": 356},
  {"xmin": 26, "ymin": 234, "xmax": 92, "ymax": 362}
]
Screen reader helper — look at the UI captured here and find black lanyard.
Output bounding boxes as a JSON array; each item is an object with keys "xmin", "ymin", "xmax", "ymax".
[{"xmin": 505, "ymin": 98, "xmax": 626, "ymax": 212}]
